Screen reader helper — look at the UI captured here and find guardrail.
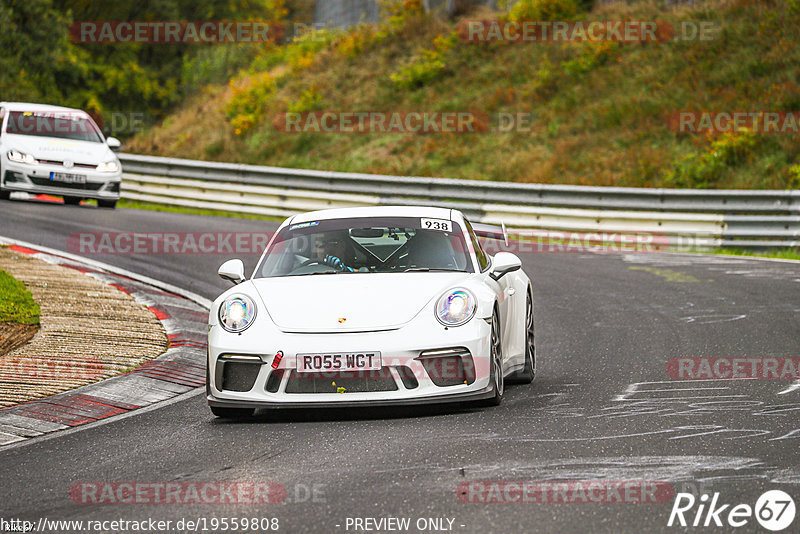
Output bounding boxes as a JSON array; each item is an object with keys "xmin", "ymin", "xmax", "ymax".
[{"xmin": 118, "ymin": 153, "xmax": 800, "ymax": 250}]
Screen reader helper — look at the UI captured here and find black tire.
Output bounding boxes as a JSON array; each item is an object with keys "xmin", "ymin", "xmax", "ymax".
[
  {"xmin": 508, "ymin": 289, "xmax": 536, "ymax": 384},
  {"xmin": 210, "ymin": 406, "xmax": 254, "ymax": 419},
  {"xmin": 98, "ymin": 199, "xmax": 117, "ymax": 209},
  {"xmin": 63, "ymin": 196, "xmax": 81, "ymax": 206},
  {"xmin": 0, "ymin": 189, "xmax": 10, "ymax": 201},
  {"xmin": 483, "ymin": 308, "xmax": 504, "ymax": 406}
]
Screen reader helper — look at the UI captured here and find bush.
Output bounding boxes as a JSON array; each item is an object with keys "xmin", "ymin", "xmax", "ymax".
[
  {"xmin": 337, "ymin": 25, "xmax": 379, "ymax": 58},
  {"xmin": 561, "ymin": 41, "xmax": 618, "ymax": 76},
  {"xmin": 380, "ymin": 0, "xmax": 424, "ymax": 29},
  {"xmin": 508, "ymin": 0, "xmax": 579, "ymax": 22},
  {"xmin": 389, "ymin": 30, "xmax": 457, "ymax": 90},
  {"xmin": 390, "ymin": 50, "xmax": 446, "ymax": 89},
  {"xmin": 664, "ymin": 130, "xmax": 758, "ymax": 188},
  {"xmin": 251, "ymin": 29, "xmax": 339, "ymax": 72},
  {"xmin": 182, "ymin": 44, "xmax": 263, "ymax": 93},
  {"xmin": 287, "ymin": 87, "xmax": 325, "ymax": 113},
  {"xmin": 226, "ymin": 73, "xmax": 277, "ymax": 135}
]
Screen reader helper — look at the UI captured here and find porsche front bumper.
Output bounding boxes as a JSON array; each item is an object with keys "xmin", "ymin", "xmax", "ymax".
[{"xmin": 207, "ymin": 315, "xmax": 495, "ymax": 409}]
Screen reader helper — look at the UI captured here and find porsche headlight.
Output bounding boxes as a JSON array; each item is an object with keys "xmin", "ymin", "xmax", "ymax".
[
  {"xmin": 7, "ymin": 150, "xmax": 37, "ymax": 165},
  {"xmin": 435, "ymin": 288, "xmax": 476, "ymax": 327},
  {"xmin": 96, "ymin": 160, "xmax": 120, "ymax": 172},
  {"xmin": 219, "ymin": 294, "xmax": 256, "ymax": 333}
]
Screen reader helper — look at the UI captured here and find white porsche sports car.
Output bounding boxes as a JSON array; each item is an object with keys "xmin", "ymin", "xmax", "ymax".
[{"xmin": 207, "ymin": 206, "xmax": 535, "ymax": 418}]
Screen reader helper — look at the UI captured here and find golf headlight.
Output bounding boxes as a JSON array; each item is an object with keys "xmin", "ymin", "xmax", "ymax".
[
  {"xmin": 7, "ymin": 150, "xmax": 37, "ymax": 165},
  {"xmin": 219, "ymin": 294, "xmax": 256, "ymax": 333},
  {"xmin": 435, "ymin": 288, "xmax": 476, "ymax": 327},
  {"xmin": 96, "ymin": 160, "xmax": 119, "ymax": 172}
]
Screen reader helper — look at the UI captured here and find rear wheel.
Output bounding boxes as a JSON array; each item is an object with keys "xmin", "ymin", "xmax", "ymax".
[
  {"xmin": 63, "ymin": 196, "xmax": 81, "ymax": 206},
  {"xmin": 508, "ymin": 290, "xmax": 536, "ymax": 384},
  {"xmin": 483, "ymin": 309, "xmax": 504, "ymax": 406},
  {"xmin": 98, "ymin": 199, "xmax": 117, "ymax": 209},
  {"xmin": 210, "ymin": 406, "xmax": 254, "ymax": 419},
  {"xmin": 0, "ymin": 189, "xmax": 9, "ymax": 201}
]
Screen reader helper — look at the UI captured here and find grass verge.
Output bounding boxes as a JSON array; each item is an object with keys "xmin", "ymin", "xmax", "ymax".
[
  {"xmin": 0, "ymin": 267, "xmax": 40, "ymax": 325},
  {"xmin": 713, "ymin": 248, "xmax": 800, "ymax": 261},
  {"xmin": 118, "ymin": 199, "xmax": 285, "ymax": 222}
]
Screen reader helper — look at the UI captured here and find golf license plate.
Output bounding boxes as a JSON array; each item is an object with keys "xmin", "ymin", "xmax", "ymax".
[
  {"xmin": 296, "ymin": 352, "xmax": 381, "ymax": 373},
  {"xmin": 50, "ymin": 172, "xmax": 86, "ymax": 184}
]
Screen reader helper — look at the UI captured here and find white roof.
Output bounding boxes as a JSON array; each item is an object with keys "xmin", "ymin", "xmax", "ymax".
[
  {"xmin": 0, "ymin": 102, "xmax": 87, "ymax": 114},
  {"xmin": 289, "ymin": 206, "xmax": 455, "ymax": 224}
]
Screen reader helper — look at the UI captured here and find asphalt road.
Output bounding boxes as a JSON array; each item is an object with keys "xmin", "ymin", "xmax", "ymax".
[{"xmin": 1, "ymin": 198, "xmax": 800, "ymax": 533}]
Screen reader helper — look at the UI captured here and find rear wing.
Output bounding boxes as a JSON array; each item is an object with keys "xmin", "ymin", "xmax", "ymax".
[{"xmin": 472, "ymin": 222, "xmax": 509, "ymax": 247}]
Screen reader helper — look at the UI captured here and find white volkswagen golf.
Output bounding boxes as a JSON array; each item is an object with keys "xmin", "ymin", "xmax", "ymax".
[
  {"xmin": 207, "ymin": 206, "xmax": 535, "ymax": 419},
  {"xmin": 0, "ymin": 102, "xmax": 122, "ymax": 208}
]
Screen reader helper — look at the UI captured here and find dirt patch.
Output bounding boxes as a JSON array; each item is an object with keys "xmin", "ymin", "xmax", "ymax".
[{"xmin": 0, "ymin": 323, "xmax": 39, "ymax": 356}]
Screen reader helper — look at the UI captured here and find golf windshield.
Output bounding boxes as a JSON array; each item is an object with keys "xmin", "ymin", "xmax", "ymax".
[
  {"xmin": 5, "ymin": 111, "xmax": 104, "ymax": 143},
  {"xmin": 257, "ymin": 216, "xmax": 473, "ymax": 277}
]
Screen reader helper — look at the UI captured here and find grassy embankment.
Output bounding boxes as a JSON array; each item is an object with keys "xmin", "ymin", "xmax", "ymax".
[{"xmin": 128, "ymin": 0, "xmax": 800, "ymax": 189}]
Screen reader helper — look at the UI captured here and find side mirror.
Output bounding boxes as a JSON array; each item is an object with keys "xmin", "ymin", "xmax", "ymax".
[
  {"xmin": 218, "ymin": 259, "xmax": 245, "ymax": 284},
  {"xmin": 490, "ymin": 252, "xmax": 521, "ymax": 281},
  {"xmin": 106, "ymin": 137, "xmax": 121, "ymax": 152}
]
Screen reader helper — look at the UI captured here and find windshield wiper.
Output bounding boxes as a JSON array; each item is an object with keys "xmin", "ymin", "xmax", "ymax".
[
  {"xmin": 402, "ymin": 268, "xmax": 465, "ymax": 272},
  {"xmin": 292, "ymin": 269, "xmax": 339, "ymax": 276}
]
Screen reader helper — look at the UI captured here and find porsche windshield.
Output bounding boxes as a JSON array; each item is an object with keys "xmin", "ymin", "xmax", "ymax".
[{"xmin": 257, "ymin": 216, "xmax": 473, "ymax": 277}]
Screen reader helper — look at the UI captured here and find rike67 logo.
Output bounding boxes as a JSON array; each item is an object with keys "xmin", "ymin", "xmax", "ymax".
[{"xmin": 668, "ymin": 490, "xmax": 796, "ymax": 531}]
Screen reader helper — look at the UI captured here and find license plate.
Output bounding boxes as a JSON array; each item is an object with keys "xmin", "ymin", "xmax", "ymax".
[
  {"xmin": 296, "ymin": 352, "xmax": 382, "ymax": 373},
  {"xmin": 50, "ymin": 172, "xmax": 86, "ymax": 184}
]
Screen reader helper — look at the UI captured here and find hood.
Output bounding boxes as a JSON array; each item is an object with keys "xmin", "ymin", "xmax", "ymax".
[
  {"xmin": 4, "ymin": 134, "xmax": 115, "ymax": 164},
  {"xmin": 251, "ymin": 272, "xmax": 469, "ymax": 333}
]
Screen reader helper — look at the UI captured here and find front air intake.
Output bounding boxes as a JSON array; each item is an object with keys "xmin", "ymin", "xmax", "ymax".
[
  {"xmin": 218, "ymin": 360, "xmax": 261, "ymax": 392},
  {"xmin": 418, "ymin": 348, "xmax": 475, "ymax": 387}
]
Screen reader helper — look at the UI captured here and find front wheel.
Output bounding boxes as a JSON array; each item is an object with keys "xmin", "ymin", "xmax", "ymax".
[
  {"xmin": 482, "ymin": 309, "xmax": 504, "ymax": 406},
  {"xmin": 508, "ymin": 290, "xmax": 535, "ymax": 384},
  {"xmin": 98, "ymin": 199, "xmax": 117, "ymax": 209},
  {"xmin": 210, "ymin": 406, "xmax": 254, "ymax": 419},
  {"xmin": 0, "ymin": 189, "xmax": 10, "ymax": 201}
]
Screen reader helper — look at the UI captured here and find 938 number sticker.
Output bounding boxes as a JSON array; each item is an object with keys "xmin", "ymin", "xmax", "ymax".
[{"xmin": 421, "ymin": 218, "xmax": 452, "ymax": 232}]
